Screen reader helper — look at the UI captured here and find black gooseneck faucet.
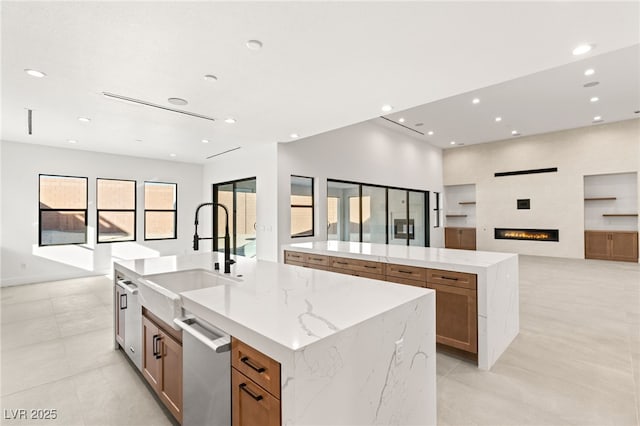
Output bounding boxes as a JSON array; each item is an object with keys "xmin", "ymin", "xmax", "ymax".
[{"xmin": 193, "ymin": 202, "xmax": 235, "ymax": 274}]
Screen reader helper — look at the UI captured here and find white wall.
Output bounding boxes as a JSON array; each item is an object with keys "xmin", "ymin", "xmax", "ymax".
[
  {"xmin": 201, "ymin": 143, "xmax": 279, "ymax": 262},
  {"xmin": 1, "ymin": 141, "xmax": 203, "ymax": 286},
  {"xmin": 277, "ymin": 119, "xmax": 444, "ymax": 257},
  {"xmin": 443, "ymin": 118, "xmax": 640, "ymax": 259}
]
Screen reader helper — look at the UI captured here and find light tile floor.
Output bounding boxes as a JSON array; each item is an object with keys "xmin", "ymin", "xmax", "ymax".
[{"xmin": 0, "ymin": 255, "xmax": 638, "ymax": 425}]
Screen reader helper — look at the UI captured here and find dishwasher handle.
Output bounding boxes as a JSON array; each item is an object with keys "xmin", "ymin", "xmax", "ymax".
[
  {"xmin": 116, "ymin": 279, "xmax": 139, "ymax": 295},
  {"xmin": 174, "ymin": 317, "xmax": 231, "ymax": 353}
]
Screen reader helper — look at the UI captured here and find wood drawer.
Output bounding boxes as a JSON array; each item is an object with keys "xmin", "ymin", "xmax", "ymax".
[
  {"xmin": 306, "ymin": 254, "xmax": 330, "ymax": 267},
  {"xmin": 284, "ymin": 250, "xmax": 306, "ymax": 264},
  {"xmin": 386, "ymin": 263, "xmax": 427, "ymax": 282},
  {"xmin": 427, "ymin": 269, "xmax": 476, "ymax": 290},
  {"xmin": 385, "ymin": 275, "xmax": 426, "ymax": 288},
  {"xmin": 330, "ymin": 256, "xmax": 384, "ymax": 275},
  {"xmin": 231, "ymin": 338, "xmax": 281, "ymax": 398},
  {"xmin": 232, "ymin": 368, "xmax": 281, "ymax": 426}
]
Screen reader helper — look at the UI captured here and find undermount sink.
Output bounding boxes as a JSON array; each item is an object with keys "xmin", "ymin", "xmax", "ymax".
[{"xmin": 137, "ymin": 269, "xmax": 238, "ymax": 328}]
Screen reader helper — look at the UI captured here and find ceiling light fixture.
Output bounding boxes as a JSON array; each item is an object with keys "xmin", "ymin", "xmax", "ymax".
[
  {"xmin": 511, "ymin": 130, "xmax": 519, "ymax": 135},
  {"xmin": 168, "ymin": 97, "xmax": 188, "ymax": 106},
  {"xmin": 24, "ymin": 69, "xmax": 46, "ymax": 78},
  {"xmin": 204, "ymin": 74, "xmax": 218, "ymax": 82},
  {"xmin": 224, "ymin": 118, "xmax": 236, "ymax": 124},
  {"xmin": 246, "ymin": 40, "xmax": 263, "ymax": 50},
  {"xmin": 290, "ymin": 133, "xmax": 299, "ymax": 139},
  {"xmin": 472, "ymin": 98, "xmax": 480, "ymax": 104},
  {"xmin": 68, "ymin": 139, "xmax": 77, "ymax": 144},
  {"xmin": 590, "ymin": 96, "xmax": 599, "ymax": 103},
  {"xmin": 450, "ymin": 141, "xmax": 456, "ymax": 145},
  {"xmin": 381, "ymin": 104, "xmax": 393, "ymax": 112},
  {"xmin": 398, "ymin": 118, "xmax": 405, "ymax": 123},
  {"xmin": 593, "ymin": 116, "xmax": 602, "ymax": 122},
  {"xmin": 135, "ymin": 139, "xmax": 142, "ymax": 143},
  {"xmin": 202, "ymin": 139, "xmax": 209, "ymax": 144},
  {"xmin": 427, "ymin": 131, "xmax": 434, "ymax": 135},
  {"xmin": 572, "ymin": 43, "xmax": 593, "ymax": 56},
  {"xmin": 78, "ymin": 117, "xmax": 91, "ymax": 123},
  {"xmin": 495, "ymin": 117, "xmax": 502, "ymax": 122},
  {"xmin": 584, "ymin": 68, "xmax": 595, "ymax": 76},
  {"xmin": 169, "ymin": 153, "xmax": 177, "ymax": 157}
]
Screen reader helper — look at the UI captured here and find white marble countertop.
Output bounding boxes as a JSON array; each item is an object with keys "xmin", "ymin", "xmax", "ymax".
[
  {"xmin": 115, "ymin": 252, "xmax": 431, "ymax": 353},
  {"xmin": 283, "ymin": 241, "xmax": 517, "ymax": 274}
]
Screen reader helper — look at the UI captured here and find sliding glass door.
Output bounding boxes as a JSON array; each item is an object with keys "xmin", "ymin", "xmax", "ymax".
[{"xmin": 212, "ymin": 177, "xmax": 257, "ymax": 257}]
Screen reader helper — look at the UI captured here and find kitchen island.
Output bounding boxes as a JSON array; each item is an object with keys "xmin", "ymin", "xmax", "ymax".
[
  {"xmin": 281, "ymin": 241, "xmax": 519, "ymax": 371},
  {"xmin": 114, "ymin": 252, "xmax": 436, "ymax": 425}
]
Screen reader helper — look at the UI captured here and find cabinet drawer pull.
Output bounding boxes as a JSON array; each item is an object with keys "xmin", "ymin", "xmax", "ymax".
[
  {"xmin": 335, "ymin": 261, "xmax": 348, "ymax": 265},
  {"xmin": 398, "ymin": 270, "xmax": 413, "ymax": 274},
  {"xmin": 439, "ymin": 276, "xmax": 459, "ymax": 281},
  {"xmin": 364, "ymin": 265, "xmax": 377, "ymax": 269},
  {"xmin": 239, "ymin": 383, "xmax": 264, "ymax": 401},
  {"xmin": 310, "ymin": 257, "xmax": 323, "ymax": 261},
  {"xmin": 241, "ymin": 356, "xmax": 266, "ymax": 373},
  {"xmin": 289, "ymin": 254, "xmax": 301, "ymax": 258}
]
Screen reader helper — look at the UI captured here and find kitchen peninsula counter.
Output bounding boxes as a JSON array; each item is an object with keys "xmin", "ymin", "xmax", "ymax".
[
  {"xmin": 115, "ymin": 252, "xmax": 436, "ymax": 425},
  {"xmin": 281, "ymin": 241, "xmax": 519, "ymax": 370}
]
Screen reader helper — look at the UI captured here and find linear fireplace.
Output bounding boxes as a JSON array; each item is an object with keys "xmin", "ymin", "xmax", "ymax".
[{"xmin": 494, "ymin": 228, "xmax": 559, "ymax": 242}]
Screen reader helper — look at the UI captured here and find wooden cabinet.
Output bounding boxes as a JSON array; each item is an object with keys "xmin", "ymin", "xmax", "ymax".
[
  {"xmin": 445, "ymin": 227, "xmax": 476, "ymax": 250},
  {"xmin": 426, "ymin": 269, "xmax": 477, "ymax": 354},
  {"xmin": 330, "ymin": 256, "xmax": 384, "ymax": 276},
  {"xmin": 142, "ymin": 313, "xmax": 183, "ymax": 423},
  {"xmin": 585, "ymin": 230, "xmax": 638, "ymax": 262},
  {"xmin": 231, "ymin": 338, "xmax": 281, "ymax": 426}
]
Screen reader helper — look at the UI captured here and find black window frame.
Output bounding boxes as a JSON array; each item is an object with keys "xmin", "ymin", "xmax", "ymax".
[
  {"xmin": 290, "ymin": 175, "xmax": 315, "ymax": 238},
  {"xmin": 327, "ymin": 178, "xmax": 430, "ymax": 246},
  {"xmin": 38, "ymin": 174, "xmax": 88, "ymax": 247},
  {"xmin": 96, "ymin": 178, "xmax": 137, "ymax": 244},
  {"xmin": 143, "ymin": 181, "xmax": 178, "ymax": 241},
  {"xmin": 212, "ymin": 177, "xmax": 257, "ymax": 255}
]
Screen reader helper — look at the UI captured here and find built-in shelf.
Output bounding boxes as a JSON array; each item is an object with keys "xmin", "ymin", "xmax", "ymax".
[
  {"xmin": 458, "ymin": 201, "xmax": 476, "ymax": 205},
  {"xmin": 602, "ymin": 213, "xmax": 638, "ymax": 217},
  {"xmin": 584, "ymin": 197, "xmax": 617, "ymax": 201},
  {"xmin": 446, "ymin": 214, "xmax": 468, "ymax": 218}
]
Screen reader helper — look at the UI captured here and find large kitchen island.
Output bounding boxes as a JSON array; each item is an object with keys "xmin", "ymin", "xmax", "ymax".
[{"xmin": 114, "ymin": 252, "xmax": 436, "ymax": 425}]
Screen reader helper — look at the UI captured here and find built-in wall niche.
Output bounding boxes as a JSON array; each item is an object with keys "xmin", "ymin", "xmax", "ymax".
[
  {"xmin": 584, "ymin": 172, "xmax": 638, "ymax": 232},
  {"xmin": 444, "ymin": 184, "xmax": 476, "ymax": 227}
]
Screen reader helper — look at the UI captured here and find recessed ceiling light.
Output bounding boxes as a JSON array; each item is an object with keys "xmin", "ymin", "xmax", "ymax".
[
  {"xmin": 511, "ymin": 130, "xmax": 519, "ymax": 135},
  {"xmin": 67, "ymin": 139, "xmax": 77, "ymax": 144},
  {"xmin": 472, "ymin": 98, "xmax": 480, "ymax": 104},
  {"xmin": 415, "ymin": 123, "xmax": 424, "ymax": 127},
  {"xmin": 169, "ymin": 153, "xmax": 177, "ymax": 157},
  {"xmin": 290, "ymin": 133, "xmax": 299, "ymax": 139},
  {"xmin": 427, "ymin": 131, "xmax": 434, "ymax": 135},
  {"xmin": 24, "ymin": 69, "xmax": 46, "ymax": 78},
  {"xmin": 584, "ymin": 68, "xmax": 595, "ymax": 76},
  {"xmin": 450, "ymin": 141, "xmax": 456, "ymax": 145},
  {"xmin": 583, "ymin": 81, "xmax": 599, "ymax": 88},
  {"xmin": 168, "ymin": 97, "xmax": 188, "ymax": 106},
  {"xmin": 246, "ymin": 40, "xmax": 263, "ymax": 50},
  {"xmin": 572, "ymin": 43, "xmax": 593, "ymax": 56},
  {"xmin": 202, "ymin": 139, "xmax": 209, "ymax": 144},
  {"xmin": 495, "ymin": 116, "xmax": 502, "ymax": 122},
  {"xmin": 204, "ymin": 74, "xmax": 218, "ymax": 82},
  {"xmin": 381, "ymin": 104, "xmax": 393, "ymax": 112},
  {"xmin": 398, "ymin": 117, "xmax": 405, "ymax": 123},
  {"xmin": 590, "ymin": 96, "xmax": 599, "ymax": 103},
  {"xmin": 593, "ymin": 116, "xmax": 602, "ymax": 121},
  {"xmin": 135, "ymin": 139, "xmax": 142, "ymax": 143},
  {"xmin": 224, "ymin": 118, "xmax": 236, "ymax": 124},
  {"xmin": 78, "ymin": 117, "xmax": 91, "ymax": 123}
]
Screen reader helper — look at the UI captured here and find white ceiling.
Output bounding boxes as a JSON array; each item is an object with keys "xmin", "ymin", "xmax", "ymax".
[{"xmin": 2, "ymin": 2, "xmax": 639, "ymax": 164}]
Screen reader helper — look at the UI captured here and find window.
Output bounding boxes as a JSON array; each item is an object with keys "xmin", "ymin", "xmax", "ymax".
[
  {"xmin": 213, "ymin": 178, "xmax": 257, "ymax": 257},
  {"xmin": 290, "ymin": 175, "xmax": 314, "ymax": 238},
  {"xmin": 97, "ymin": 178, "xmax": 136, "ymax": 243},
  {"xmin": 39, "ymin": 175, "xmax": 88, "ymax": 246},
  {"xmin": 144, "ymin": 182, "xmax": 177, "ymax": 240},
  {"xmin": 327, "ymin": 179, "xmax": 430, "ymax": 246}
]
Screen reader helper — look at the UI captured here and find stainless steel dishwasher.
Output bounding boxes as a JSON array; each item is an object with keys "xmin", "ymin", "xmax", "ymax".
[
  {"xmin": 174, "ymin": 316, "xmax": 231, "ymax": 426},
  {"xmin": 115, "ymin": 278, "xmax": 142, "ymax": 371}
]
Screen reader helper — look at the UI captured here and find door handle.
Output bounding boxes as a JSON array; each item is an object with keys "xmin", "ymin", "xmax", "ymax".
[
  {"xmin": 120, "ymin": 293, "xmax": 127, "ymax": 310},
  {"xmin": 152, "ymin": 335, "xmax": 162, "ymax": 359}
]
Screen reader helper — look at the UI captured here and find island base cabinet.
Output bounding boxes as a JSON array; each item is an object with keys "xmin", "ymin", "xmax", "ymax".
[
  {"xmin": 142, "ymin": 314, "xmax": 183, "ymax": 424},
  {"xmin": 232, "ymin": 369, "xmax": 280, "ymax": 426},
  {"xmin": 427, "ymin": 281, "xmax": 477, "ymax": 354},
  {"xmin": 585, "ymin": 230, "xmax": 638, "ymax": 262}
]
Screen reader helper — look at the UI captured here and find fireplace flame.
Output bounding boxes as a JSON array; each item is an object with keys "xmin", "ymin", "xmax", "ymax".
[{"xmin": 503, "ymin": 231, "xmax": 550, "ymax": 240}]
